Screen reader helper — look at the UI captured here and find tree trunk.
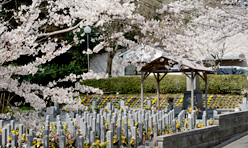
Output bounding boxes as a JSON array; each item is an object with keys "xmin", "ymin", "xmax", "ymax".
[
  {"xmin": 106, "ymin": 51, "xmax": 114, "ymax": 77},
  {"xmin": 106, "ymin": 44, "xmax": 118, "ymax": 77}
]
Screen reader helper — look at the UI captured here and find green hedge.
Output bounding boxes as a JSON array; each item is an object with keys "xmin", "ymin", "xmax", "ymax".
[{"xmin": 82, "ymin": 75, "xmax": 248, "ymax": 94}]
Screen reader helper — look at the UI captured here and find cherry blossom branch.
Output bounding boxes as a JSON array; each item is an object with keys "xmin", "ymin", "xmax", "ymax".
[{"xmin": 37, "ymin": 20, "xmax": 83, "ymax": 38}]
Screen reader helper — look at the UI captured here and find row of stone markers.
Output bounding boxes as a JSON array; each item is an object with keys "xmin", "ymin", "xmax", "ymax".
[{"xmin": 0, "ymin": 102, "xmax": 214, "ymax": 148}]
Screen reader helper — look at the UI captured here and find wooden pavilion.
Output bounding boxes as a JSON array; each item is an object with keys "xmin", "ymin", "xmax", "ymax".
[{"xmin": 139, "ymin": 55, "xmax": 214, "ymax": 113}]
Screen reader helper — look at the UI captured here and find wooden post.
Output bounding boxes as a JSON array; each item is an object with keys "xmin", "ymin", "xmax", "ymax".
[
  {"xmin": 141, "ymin": 72, "xmax": 144, "ymax": 109},
  {"xmin": 191, "ymin": 71, "xmax": 194, "ymax": 112},
  {"xmin": 157, "ymin": 73, "xmax": 160, "ymax": 108},
  {"xmin": 204, "ymin": 72, "xmax": 208, "ymax": 115}
]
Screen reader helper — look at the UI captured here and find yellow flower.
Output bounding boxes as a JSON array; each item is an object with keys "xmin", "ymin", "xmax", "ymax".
[
  {"xmin": 22, "ymin": 135, "xmax": 25, "ymax": 140},
  {"xmin": 9, "ymin": 136, "xmax": 11, "ymax": 141},
  {"xmin": 169, "ymin": 131, "xmax": 174, "ymax": 134},
  {"xmin": 37, "ymin": 142, "xmax": 41, "ymax": 146},
  {"xmin": 69, "ymin": 140, "xmax": 73, "ymax": 145},
  {"xmin": 176, "ymin": 123, "xmax": 180, "ymax": 129},
  {"xmin": 11, "ymin": 130, "xmax": 16, "ymax": 134}
]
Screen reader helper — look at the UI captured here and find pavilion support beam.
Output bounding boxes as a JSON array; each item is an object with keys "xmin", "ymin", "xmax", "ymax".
[
  {"xmin": 141, "ymin": 72, "xmax": 144, "ymax": 109},
  {"xmin": 156, "ymin": 73, "xmax": 160, "ymax": 108},
  {"xmin": 197, "ymin": 71, "xmax": 209, "ymax": 116},
  {"xmin": 141, "ymin": 72, "xmax": 150, "ymax": 109},
  {"xmin": 190, "ymin": 71, "xmax": 195, "ymax": 113},
  {"xmin": 153, "ymin": 73, "xmax": 167, "ymax": 108},
  {"xmin": 204, "ymin": 72, "xmax": 208, "ymax": 115}
]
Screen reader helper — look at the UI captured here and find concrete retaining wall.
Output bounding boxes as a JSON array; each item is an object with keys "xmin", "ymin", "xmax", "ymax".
[{"xmin": 157, "ymin": 111, "xmax": 248, "ymax": 148}]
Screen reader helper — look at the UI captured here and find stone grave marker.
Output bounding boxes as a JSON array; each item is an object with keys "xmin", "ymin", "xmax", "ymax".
[
  {"xmin": 11, "ymin": 134, "xmax": 17, "ymax": 147},
  {"xmin": 27, "ymin": 135, "xmax": 33, "ymax": 147},
  {"xmin": 138, "ymin": 122, "xmax": 143, "ymax": 145},
  {"xmin": 2, "ymin": 128, "xmax": 7, "ymax": 147},
  {"xmin": 0, "ymin": 120, "xmax": 3, "ymax": 129},
  {"xmin": 132, "ymin": 127, "xmax": 137, "ymax": 148},
  {"xmin": 10, "ymin": 120, "xmax": 15, "ymax": 130},
  {"xmin": 107, "ymin": 131, "xmax": 113, "ymax": 148},
  {"xmin": 47, "ymin": 107, "xmax": 55, "ymax": 118},
  {"xmin": 59, "ymin": 135, "xmax": 66, "ymax": 148},
  {"xmin": 77, "ymin": 136, "xmax": 84, "ymax": 148},
  {"xmin": 90, "ymin": 131, "xmax": 95, "ymax": 144},
  {"xmin": 19, "ymin": 124, "xmax": 24, "ymax": 142},
  {"xmin": 101, "ymin": 126, "xmax": 106, "ymax": 142},
  {"xmin": 203, "ymin": 111, "xmax": 207, "ymax": 127}
]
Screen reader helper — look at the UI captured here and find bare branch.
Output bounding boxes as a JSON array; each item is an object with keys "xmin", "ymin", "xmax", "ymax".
[
  {"xmin": 0, "ymin": 0, "xmax": 11, "ymax": 6},
  {"xmin": 37, "ymin": 20, "xmax": 83, "ymax": 38}
]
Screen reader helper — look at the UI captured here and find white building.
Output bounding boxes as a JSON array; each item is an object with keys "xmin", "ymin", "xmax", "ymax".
[{"xmin": 90, "ymin": 32, "xmax": 248, "ymax": 76}]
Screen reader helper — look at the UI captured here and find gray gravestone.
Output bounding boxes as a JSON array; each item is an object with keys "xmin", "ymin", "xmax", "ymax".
[
  {"xmin": 120, "ymin": 100, "xmax": 125, "ymax": 109},
  {"xmin": 165, "ymin": 114, "xmax": 169, "ymax": 125},
  {"xmin": 10, "ymin": 120, "xmax": 15, "ymax": 130},
  {"xmin": 110, "ymin": 122, "xmax": 115, "ymax": 137},
  {"xmin": 130, "ymin": 119, "xmax": 135, "ymax": 128},
  {"xmin": 138, "ymin": 122, "xmax": 143, "ymax": 145},
  {"xmin": 0, "ymin": 120, "xmax": 3, "ymax": 129},
  {"xmin": 162, "ymin": 117, "xmax": 165, "ymax": 130},
  {"xmin": 117, "ymin": 126, "xmax": 121, "ymax": 146},
  {"xmin": 101, "ymin": 126, "xmax": 106, "ymax": 142},
  {"xmin": 2, "ymin": 128, "xmax": 7, "ymax": 147},
  {"xmin": 124, "ymin": 116, "xmax": 128, "ymax": 124},
  {"xmin": 158, "ymin": 119, "xmax": 162, "ymax": 135},
  {"xmin": 6, "ymin": 124, "xmax": 11, "ymax": 143},
  {"xmin": 118, "ymin": 118, "xmax": 122, "ymax": 128},
  {"xmin": 154, "ymin": 123, "xmax": 158, "ymax": 139},
  {"xmin": 77, "ymin": 136, "xmax": 84, "ymax": 148},
  {"xmin": 47, "ymin": 107, "xmax": 55, "ymax": 118},
  {"xmin": 172, "ymin": 119, "xmax": 176, "ymax": 131},
  {"xmin": 132, "ymin": 127, "xmax": 137, "ymax": 148},
  {"xmin": 147, "ymin": 100, "xmax": 152, "ymax": 108},
  {"xmin": 86, "ymin": 126, "xmax": 91, "ymax": 143},
  {"xmin": 0, "ymin": 134, "xmax": 2, "ymax": 146},
  {"xmin": 27, "ymin": 135, "xmax": 33, "ymax": 147},
  {"xmin": 107, "ymin": 114, "xmax": 112, "ymax": 127},
  {"xmin": 96, "ymin": 122, "xmax": 100, "ymax": 137},
  {"xmin": 92, "ymin": 118, "xmax": 96, "ymax": 132},
  {"xmin": 90, "ymin": 131, "xmax": 95, "ymax": 144},
  {"xmin": 203, "ymin": 111, "xmax": 207, "ymax": 127},
  {"xmin": 123, "ymin": 123, "xmax": 128, "ymax": 140},
  {"xmin": 82, "ymin": 122, "xmax": 87, "ymax": 137},
  {"xmin": 189, "ymin": 117, "xmax": 193, "ymax": 130},
  {"xmin": 18, "ymin": 124, "xmax": 24, "ymax": 142},
  {"xmin": 149, "ymin": 116, "xmax": 153, "ymax": 130},
  {"xmin": 11, "ymin": 134, "xmax": 17, "ymax": 147},
  {"xmin": 59, "ymin": 135, "xmax": 66, "ymax": 148},
  {"xmin": 107, "ymin": 131, "xmax": 113, "ymax": 148}
]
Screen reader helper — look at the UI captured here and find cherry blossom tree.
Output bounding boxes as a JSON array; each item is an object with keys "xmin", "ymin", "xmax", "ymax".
[
  {"xmin": 0, "ymin": 0, "xmax": 172, "ymax": 111},
  {"xmin": 156, "ymin": 0, "xmax": 248, "ymax": 69}
]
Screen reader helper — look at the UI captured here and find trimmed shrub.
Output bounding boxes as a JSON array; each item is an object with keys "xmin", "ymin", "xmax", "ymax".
[{"xmin": 82, "ymin": 75, "xmax": 248, "ymax": 94}]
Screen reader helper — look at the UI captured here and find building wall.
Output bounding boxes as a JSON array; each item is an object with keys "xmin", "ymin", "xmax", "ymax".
[
  {"xmin": 223, "ymin": 32, "xmax": 248, "ymax": 67},
  {"xmin": 89, "ymin": 52, "xmax": 124, "ymax": 76}
]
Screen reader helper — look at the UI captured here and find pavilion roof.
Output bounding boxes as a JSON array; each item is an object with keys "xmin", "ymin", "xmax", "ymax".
[{"xmin": 140, "ymin": 55, "xmax": 214, "ymax": 73}]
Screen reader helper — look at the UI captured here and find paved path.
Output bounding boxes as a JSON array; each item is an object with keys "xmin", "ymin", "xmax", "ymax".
[{"xmin": 223, "ymin": 135, "xmax": 248, "ymax": 148}]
